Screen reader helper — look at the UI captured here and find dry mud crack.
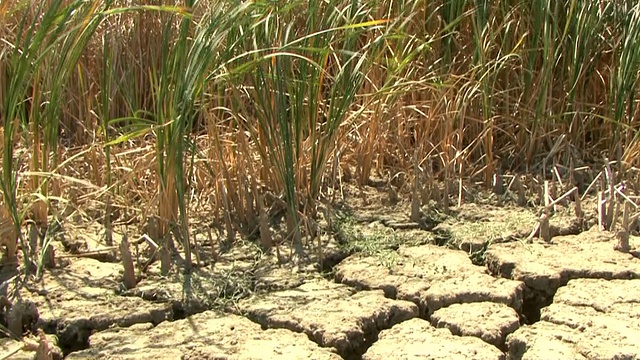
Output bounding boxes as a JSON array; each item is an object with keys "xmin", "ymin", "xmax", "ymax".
[
  {"xmin": 236, "ymin": 279, "xmax": 418, "ymax": 358},
  {"xmin": 487, "ymin": 227, "xmax": 640, "ymax": 359},
  {"xmin": 17, "ymin": 258, "xmax": 175, "ymax": 354},
  {"xmin": 65, "ymin": 310, "xmax": 343, "ymax": 360},
  {"xmin": 5, "ymin": 203, "xmax": 640, "ymax": 359},
  {"xmin": 506, "ymin": 278, "xmax": 640, "ymax": 359},
  {"xmin": 335, "ymin": 244, "xmax": 526, "ymax": 318},
  {"xmin": 485, "ymin": 227, "xmax": 640, "ymax": 322},
  {"xmin": 9, "ymin": 254, "xmax": 263, "ymax": 356},
  {"xmin": 363, "ymin": 318, "xmax": 505, "ymax": 359},
  {"xmin": 330, "ymin": 243, "xmax": 527, "ymax": 357}
]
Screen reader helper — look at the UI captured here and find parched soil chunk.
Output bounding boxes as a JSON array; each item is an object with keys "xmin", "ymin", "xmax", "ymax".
[
  {"xmin": 485, "ymin": 228, "xmax": 640, "ymax": 317},
  {"xmin": 431, "ymin": 302, "xmax": 520, "ymax": 349},
  {"xmin": 20, "ymin": 259, "xmax": 173, "ymax": 349},
  {"xmin": 486, "ymin": 229, "xmax": 640, "ymax": 293},
  {"xmin": 66, "ymin": 311, "xmax": 342, "ymax": 360},
  {"xmin": 335, "ymin": 244, "xmax": 525, "ymax": 316},
  {"xmin": 363, "ymin": 318, "xmax": 505, "ymax": 360},
  {"xmin": 236, "ymin": 279, "xmax": 418, "ymax": 358},
  {"xmin": 507, "ymin": 278, "xmax": 640, "ymax": 360},
  {"xmin": 506, "ymin": 321, "xmax": 587, "ymax": 360},
  {"xmin": 433, "ymin": 203, "xmax": 538, "ymax": 252},
  {"xmin": 550, "ymin": 278, "xmax": 640, "ymax": 318}
]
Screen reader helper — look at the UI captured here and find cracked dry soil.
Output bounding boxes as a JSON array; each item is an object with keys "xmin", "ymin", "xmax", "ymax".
[{"xmin": 2, "ymin": 198, "xmax": 640, "ymax": 360}]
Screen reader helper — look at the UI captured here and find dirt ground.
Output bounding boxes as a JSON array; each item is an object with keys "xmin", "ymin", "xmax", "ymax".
[{"xmin": 1, "ymin": 181, "xmax": 639, "ymax": 360}]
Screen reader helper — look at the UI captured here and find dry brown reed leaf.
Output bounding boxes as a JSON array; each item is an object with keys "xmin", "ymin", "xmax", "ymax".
[{"xmin": 0, "ymin": 215, "xmax": 17, "ymax": 262}]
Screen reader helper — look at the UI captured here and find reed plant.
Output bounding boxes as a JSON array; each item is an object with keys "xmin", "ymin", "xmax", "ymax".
[
  {"xmin": 225, "ymin": 0, "xmax": 391, "ymax": 258},
  {"xmin": 1, "ymin": 0, "xmax": 115, "ymax": 274},
  {"xmin": 0, "ymin": 1, "xmax": 194, "ymax": 276},
  {"xmin": 0, "ymin": 0, "xmax": 638, "ymax": 276},
  {"xmin": 147, "ymin": 1, "xmax": 256, "ymax": 272}
]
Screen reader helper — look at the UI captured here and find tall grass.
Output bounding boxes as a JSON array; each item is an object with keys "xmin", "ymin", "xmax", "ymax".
[
  {"xmin": 0, "ymin": 1, "xmax": 196, "ymax": 275},
  {"xmin": 0, "ymin": 0, "xmax": 639, "ymax": 275},
  {"xmin": 149, "ymin": 1, "xmax": 255, "ymax": 272},
  {"xmin": 229, "ymin": 0, "xmax": 390, "ymax": 257},
  {"xmin": 1, "ymin": 0, "xmax": 114, "ymax": 273}
]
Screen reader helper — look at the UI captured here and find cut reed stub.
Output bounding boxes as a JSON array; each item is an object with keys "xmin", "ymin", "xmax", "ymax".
[
  {"xmin": 0, "ymin": 212, "xmax": 18, "ymax": 263},
  {"xmin": 35, "ymin": 328, "xmax": 57, "ymax": 360},
  {"xmin": 493, "ymin": 172, "xmax": 504, "ymax": 195},
  {"xmin": 514, "ymin": 175, "xmax": 526, "ymax": 207},
  {"xmin": 544, "ymin": 180, "xmax": 551, "ymax": 209},
  {"xmin": 411, "ymin": 184, "xmax": 421, "ymax": 223},
  {"xmin": 613, "ymin": 229, "xmax": 630, "ymax": 253},
  {"xmin": 259, "ymin": 209, "xmax": 274, "ymax": 251},
  {"xmin": 622, "ymin": 202, "xmax": 631, "ymax": 231},
  {"xmin": 410, "ymin": 198, "xmax": 421, "ymax": 223},
  {"xmin": 539, "ymin": 213, "xmax": 551, "ymax": 243},
  {"xmin": 160, "ymin": 238, "xmax": 172, "ymax": 276},
  {"xmin": 442, "ymin": 179, "xmax": 450, "ymax": 213},
  {"xmin": 387, "ymin": 183, "xmax": 399, "ymax": 205},
  {"xmin": 574, "ymin": 191, "xmax": 583, "ymax": 229},
  {"xmin": 29, "ymin": 223, "xmax": 39, "ymax": 258},
  {"xmin": 597, "ymin": 191, "xmax": 606, "ymax": 230},
  {"xmin": 207, "ymin": 228, "xmax": 219, "ymax": 264},
  {"xmin": 42, "ymin": 243, "xmax": 55, "ymax": 270},
  {"xmin": 120, "ymin": 234, "xmax": 137, "ymax": 290}
]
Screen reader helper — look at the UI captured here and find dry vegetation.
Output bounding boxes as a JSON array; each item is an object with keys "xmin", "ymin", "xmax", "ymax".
[{"xmin": 1, "ymin": 0, "xmax": 640, "ymax": 297}]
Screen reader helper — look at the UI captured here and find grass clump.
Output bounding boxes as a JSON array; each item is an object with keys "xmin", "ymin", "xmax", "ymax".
[{"xmin": 331, "ymin": 209, "xmax": 427, "ymax": 260}]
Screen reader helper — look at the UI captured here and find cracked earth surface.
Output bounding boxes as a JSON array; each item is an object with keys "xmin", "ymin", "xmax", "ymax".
[{"xmin": 2, "ymin": 195, "xmax": 640, "ymax": 360}]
